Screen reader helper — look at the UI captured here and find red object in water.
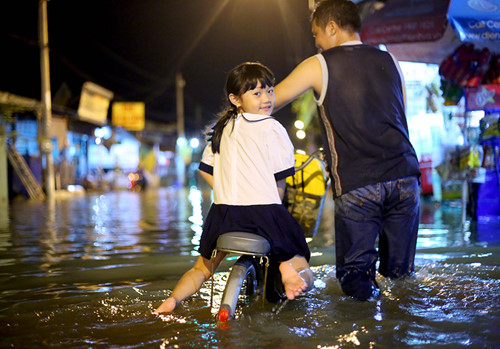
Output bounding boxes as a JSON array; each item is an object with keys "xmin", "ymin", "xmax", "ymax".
[
  {"xmin": 419, "ymin": 155, "xmax": 433, "ymax": 195},
  {"xmin": 218, "ymin": 309, "xmax": 229, "ymax": 322}
]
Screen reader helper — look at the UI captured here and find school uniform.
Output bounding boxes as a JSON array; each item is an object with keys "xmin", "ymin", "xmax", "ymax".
[{"xmin": 198, "ymin": 112, "xmax": 310, "ymax": 262}]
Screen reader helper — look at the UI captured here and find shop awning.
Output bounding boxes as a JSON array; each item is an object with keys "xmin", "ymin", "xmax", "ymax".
[
  {"xmin": 359, "ymin": 0, "xmax": 461, "ymax": 63},
  {"xmin": 447, "ymin": 0, "xmax": 500, "ymax": 43},
  {"xmin": 359, "ymin": 0, "xmax": 499, "ymax": 63},
  {"xmin": 360, "ymin": 0, "xmax": 451, "ymax": 45}
]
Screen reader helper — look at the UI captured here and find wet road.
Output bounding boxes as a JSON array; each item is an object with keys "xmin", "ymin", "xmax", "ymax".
[{"xmin": 0, "ymin": 187, "xmax": 499, "ymax": 348}]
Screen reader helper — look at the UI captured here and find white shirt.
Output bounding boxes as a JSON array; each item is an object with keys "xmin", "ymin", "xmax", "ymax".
[{"xmin": 200, "ymin": 113, "xmax": 295, "ymax": 205}]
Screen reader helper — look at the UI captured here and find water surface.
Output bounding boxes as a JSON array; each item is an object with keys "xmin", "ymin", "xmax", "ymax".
[{"xmin": 0, "ymin": 188, "xmax": 499, "ymax": 348}]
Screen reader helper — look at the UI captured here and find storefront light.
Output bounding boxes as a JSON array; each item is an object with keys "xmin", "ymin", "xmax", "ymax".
[
  {"xmin": 294, "ymin": 120, "xmax": 305, "ymax": 129},
  {"xmin": 296, "ymin": 129, "xmax": 306, "ymax": 140},
  {"xmin": 177, "ymin": 137, "xmax": 187, "ymax": 147},
  {"xmin": 94, "ymin": 128, "xmax": 104, "ymax": 139},
  {"xmin": 189, "ymin": 138, "xmax": 200, "ymax": 149},
  {"xmin": 94, "ymin": 126, "xmax": 112, "ymax": 139}
]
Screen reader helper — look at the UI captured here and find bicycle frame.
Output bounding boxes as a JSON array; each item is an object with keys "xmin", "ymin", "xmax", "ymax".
[{"xmin": 211, "ymin": 232, "xmax": 271, "ymax": 322}]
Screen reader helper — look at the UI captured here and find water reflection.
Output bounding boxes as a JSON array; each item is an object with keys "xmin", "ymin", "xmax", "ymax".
[
  {"xmin": 188, "ymin": 186, "xmax": 204, "ymax": 253},
  {"xmin": 0, "ymin": 188, "xmax": 499, "ymax": 348}
]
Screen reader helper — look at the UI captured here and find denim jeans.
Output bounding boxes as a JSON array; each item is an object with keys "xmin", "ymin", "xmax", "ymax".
[{"xmin": 334, "ymin": 176, "xmax": 420, "ymax": 284}]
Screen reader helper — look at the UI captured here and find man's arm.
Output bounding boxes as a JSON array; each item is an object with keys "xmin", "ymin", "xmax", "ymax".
[{"xmin": 274, "ymin": 55, "xmax": 323, "ymax": 112}]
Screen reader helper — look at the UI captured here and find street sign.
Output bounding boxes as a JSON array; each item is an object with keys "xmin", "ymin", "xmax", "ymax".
[
  {"xmin": 112, "ymin": 102, "xmax": 145, "ymax": 131},
  {"xmin": 77, "ymin": 82, "xmax": 113, "ymax": 125}
]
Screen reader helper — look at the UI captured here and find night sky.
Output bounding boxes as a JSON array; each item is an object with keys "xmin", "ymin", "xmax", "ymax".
[{"xmin": 2, "ymin": 0, "xmax": 316, "ymax": 135}]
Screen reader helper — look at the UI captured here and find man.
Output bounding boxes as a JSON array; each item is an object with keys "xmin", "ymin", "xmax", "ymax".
[{"xmin": 275, "ymin": 0, "xmax": 421, "ymax": 301}]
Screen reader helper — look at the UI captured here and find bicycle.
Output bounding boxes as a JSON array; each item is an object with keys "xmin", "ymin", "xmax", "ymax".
[{"xmin": 210, "ymin": 149, "xmax": 330, "ymax": 323}]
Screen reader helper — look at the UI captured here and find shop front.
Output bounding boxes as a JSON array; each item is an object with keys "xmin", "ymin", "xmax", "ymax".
[{"xmin": 360, "ymin": 0, "xmax": 500, "ymax": 224}]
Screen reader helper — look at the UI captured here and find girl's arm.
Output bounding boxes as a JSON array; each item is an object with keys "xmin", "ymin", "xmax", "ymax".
[
  {"xmin": 200, "ymin": 170, "xmax": 214, "ymax": 189},
  {"xmin": 277, "ymin": 178, "xmax": 286, "ymax": 201}
]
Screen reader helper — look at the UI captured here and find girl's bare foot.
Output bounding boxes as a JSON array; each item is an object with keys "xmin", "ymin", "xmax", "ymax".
[
  {"xmin": 155, "ymin": 297, "xmax": 177, "ymax": 314},
  {"xmin": 279, "ymin": 262, "xmax": 307, "ymax": 300}
]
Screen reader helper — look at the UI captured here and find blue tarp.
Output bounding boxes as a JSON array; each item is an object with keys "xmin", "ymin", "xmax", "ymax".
[{"xmin": 447, "ymin": 0, "xmax": 500, "ymax": 42}]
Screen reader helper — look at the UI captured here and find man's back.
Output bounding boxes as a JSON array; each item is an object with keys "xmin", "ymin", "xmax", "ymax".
[{"xmin": 316, "ymin": 44, "xmax": 420, "ymax": 196}]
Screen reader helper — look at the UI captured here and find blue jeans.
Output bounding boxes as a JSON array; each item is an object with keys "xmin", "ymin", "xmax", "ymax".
[{"xmin": 334, "ymin": 176, "xmax": 420, "ymax": 284}]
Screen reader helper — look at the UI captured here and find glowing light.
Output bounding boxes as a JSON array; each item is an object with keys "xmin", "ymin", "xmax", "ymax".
[
  {"xmin": 94, "ymin": 128, "xmax": 104, "ymax": 138},
  {"xmin": 176, "ymin": 137, "xmax": 187, "ymax": 147},
  {"xmin": 189, "ymin": 138, "xmax": 200, "ymax": 149},
  {"xmin": 296, "ymin": 130, "xmax": 306, "ymax": 139},
  {"xmin": 94, "ymin": 126, "xmax": 112, "ymax": 139},
  {"xmin": 294, "ymin": 120, "xmax": 304, "ymax": 129},
  {"xmin": 95, "ymin": 137, "xmax": 102, "ymax": 145}
]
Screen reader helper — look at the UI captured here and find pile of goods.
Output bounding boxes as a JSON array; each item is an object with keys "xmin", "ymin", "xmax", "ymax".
[{"xmin": 439, "ymin": 43, "xmax": 500, "ymax": 106}]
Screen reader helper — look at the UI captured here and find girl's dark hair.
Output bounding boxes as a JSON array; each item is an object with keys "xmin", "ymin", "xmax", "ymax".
[
  {"xmin": 208, "ymin": 62, "xmax": 275, "ymax": 153},
  {"xmin": 312, "ymin": 0, "xmax": 361, "ymax": 33}
]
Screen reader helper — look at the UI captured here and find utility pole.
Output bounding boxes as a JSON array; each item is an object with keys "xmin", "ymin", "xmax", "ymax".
[
  {"xmin": 39, "ymin": 0, "xmax": 55, "ymax": 200},
  {"xmin": 176, "ymin": 72, "xmax": 186, "ymax": 141},
  {"xmin": 175, "ymin": 72, "xmax": 186, "ymax": 186},
  {"xmin": 0, "ymin": 124, "xmax": 7, "ymax": 229}
]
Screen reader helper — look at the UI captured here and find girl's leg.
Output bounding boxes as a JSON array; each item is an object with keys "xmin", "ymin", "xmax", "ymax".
[
  {"xmin": 279, "ymin": 255, "xmax": 313, "ymax": 300},
  {"xmin": 155, "ymin": 252, "xmax": 226, "ymax": 313}
]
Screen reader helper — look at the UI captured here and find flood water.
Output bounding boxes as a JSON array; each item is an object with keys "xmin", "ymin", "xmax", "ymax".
[{"xmin": 0, "ymin": 187, "xmax": 499, "ymax": 348}]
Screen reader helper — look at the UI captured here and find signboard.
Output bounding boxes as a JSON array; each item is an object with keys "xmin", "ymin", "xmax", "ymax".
[
  {"xmin": 111, "ymin": 102, "xmax": 145, "ymax": 131},
  {"xmin": 448, "ymin": 0, "xmax": 500, "ymax": 43},
  {"xmin": 465, "ymin": 84, "xmax": 500, "ymax": 111},
  {"xmin": 360, "ymin": 0, "xmax": 450, "ymax": 45},
  {"xmin": 77, "ymin": 82, "xmax": 113, "ymax": 125}
]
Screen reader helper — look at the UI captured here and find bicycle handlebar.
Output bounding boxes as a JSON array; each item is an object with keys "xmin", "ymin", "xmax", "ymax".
[{"xmin": 294, "ymin": 148, "xmax": 324, "ymax": 172}]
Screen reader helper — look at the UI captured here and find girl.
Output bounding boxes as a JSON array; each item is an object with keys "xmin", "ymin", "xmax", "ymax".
[{"xmin": 155, "ymin": 62, "xmax": 313, "ymax": 314}]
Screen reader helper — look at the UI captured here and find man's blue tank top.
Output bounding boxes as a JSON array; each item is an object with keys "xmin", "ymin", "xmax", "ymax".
[{"xmin": 317, "ymin": 44, "xmax": 420, "ymax": 197}]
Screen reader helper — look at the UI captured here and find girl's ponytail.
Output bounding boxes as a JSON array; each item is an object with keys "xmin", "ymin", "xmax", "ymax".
[{"xmin": 208, "ymin": 105, "xmax": 238, "ymax": 153}]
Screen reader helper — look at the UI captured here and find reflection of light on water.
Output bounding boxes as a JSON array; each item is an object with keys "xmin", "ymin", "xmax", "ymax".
[
  {"xmin": 417, "ymin": 228, "xmax": 451, "ymax": 248},
  {"xmin": 198, "ymin": 272, "xmax": 228, "ymax": 316},
  {"xmin": 158, "ymin": 313, "xmax": 187, "ymax": 324},
  {"xmin": 418, "ymin": 228, "xmax": 450, "ymax": 235},
  {"xmin": 338, "ymin": 330, "xmax": 360, "ymax": 345},
  {"xmin": 317, "ymin": 328, "xmax": 369, "ymax": 347},
  {"xmin": 416, "ymin": 254, "xmax": 448, "ymax": 261},
  {"xmin": 374, "ymin": 300, "xmax": 382, "ymax": 321},
  {"xmin": 314, "ymin": 278, "xmax": 326, "ymax": 289},
  {"xmin": 291, "ymin": 327, "xmax": 314, "ymax": 337},
  {"xmin": 188, "ymin": 186, "xmax": 204, "ymax": 249},
  {"xmin": 160, "ymin": 331, "xmax": 184, "ymax": 349}
]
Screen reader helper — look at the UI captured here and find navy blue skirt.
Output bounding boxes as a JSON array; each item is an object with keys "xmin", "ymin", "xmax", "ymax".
[{"xmin": 199, "ymin": 204, "xmax": 310, "ymax": 262}]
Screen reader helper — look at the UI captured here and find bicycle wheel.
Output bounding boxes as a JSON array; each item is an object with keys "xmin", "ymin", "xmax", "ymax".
[{"xmin": 218, "ymin": 255, "xmax": 257, "ymax": 322}]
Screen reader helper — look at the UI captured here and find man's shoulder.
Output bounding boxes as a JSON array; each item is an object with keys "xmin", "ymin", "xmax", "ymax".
[
  {"xmin": 322, "ymin": 43, "xmax": 375, "ymax": 54},
  {"xmin": 321, "ymin": 44, "xmax": 392, "ymax": 62}
]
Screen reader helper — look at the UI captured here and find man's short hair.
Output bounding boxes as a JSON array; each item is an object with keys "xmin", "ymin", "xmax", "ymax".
[{"xmin": 312, "ymin": 0, "xmax": 362, "ymax": 33}]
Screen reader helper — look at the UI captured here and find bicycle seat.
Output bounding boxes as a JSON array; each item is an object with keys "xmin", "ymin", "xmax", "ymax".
[{"xmin": 216, "ymin": 232, "xmax": 271, "ymax": 256}]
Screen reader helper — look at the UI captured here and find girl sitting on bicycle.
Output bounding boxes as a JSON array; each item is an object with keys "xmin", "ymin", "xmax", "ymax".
[{"xmin": 155, "ymin": 62, "xmax": 313, "ymax": 314}]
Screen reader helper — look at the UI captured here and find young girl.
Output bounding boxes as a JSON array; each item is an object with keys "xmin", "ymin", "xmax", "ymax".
[{"xmin": 155, "ymin": 62, "xmax": 313, "ymax": 314}]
